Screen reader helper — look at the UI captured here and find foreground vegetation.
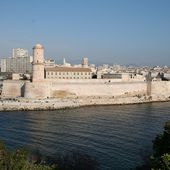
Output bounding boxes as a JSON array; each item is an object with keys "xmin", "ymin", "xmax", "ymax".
[
  {"xmin": 0, "ymin": 142, "xmax": 98, "ymax": 170},
  {"xmin": 0, "ymin": 143, "xmax": 55, "ymax": 170},
  {"xmin": 138, "ymin": 121, "xmax": 170, "ymax": 170}
]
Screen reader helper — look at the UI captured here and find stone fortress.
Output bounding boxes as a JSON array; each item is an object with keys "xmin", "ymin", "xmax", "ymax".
[{"xmin": 1, "ymin": 44, "xmax": 170, "ymax": 103}]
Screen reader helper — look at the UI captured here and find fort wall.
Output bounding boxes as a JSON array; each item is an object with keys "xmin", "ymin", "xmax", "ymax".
[
  {"xmin": 49, "ymin": 81, "xmax": 147, "ymax": 98},
  {"xmin": 1, "ymin": 80, "xmax": 25, "ymax": 98},
  {"xmin": 24, "ymin": 81, "xmax": 51, "ymax": 99},
  {"xmin": 2, "ymin": 80, "xmax": 170, "ymax": 101},
  {"xmin": 151, "ymin": 81, "xmax": 170, "ymax": 99}
]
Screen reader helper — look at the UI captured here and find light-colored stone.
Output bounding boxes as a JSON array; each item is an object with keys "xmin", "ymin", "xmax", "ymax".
[
  {"xmin": 1, "ymin": 43, "xmax": 170, "ymax": 111},
  {"xmin": 1, "ymin": 80, "xmax": 25, "ymax": 98},
  {"xmin": 32, "ymin": 43, "xmax": 44, "ymax": 82}
]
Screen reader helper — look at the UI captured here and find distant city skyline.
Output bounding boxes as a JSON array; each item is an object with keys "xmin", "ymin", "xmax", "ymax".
[{"xmin": 0, "ymin": 0, "xmax": 170, "ymax": 66}]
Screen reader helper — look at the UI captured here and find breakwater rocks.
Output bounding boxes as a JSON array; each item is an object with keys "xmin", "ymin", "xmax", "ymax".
[
  {"xmin": 0, "ymin": 98, "xmax": 80, "ymax": 111},
  {"xmin": 0, "ymin": 95, "xmax": 170, "ymax": 111}
]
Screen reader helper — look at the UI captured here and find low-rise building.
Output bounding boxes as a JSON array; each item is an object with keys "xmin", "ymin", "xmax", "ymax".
[
  {"xmin": 101, "ymin": 73, "xmax": 146, "ymax": 82},
  {"xmin": 44, "ymin": 59, "xmax": 55, "ymax": 68},
  {"xmin": 102, "ymin": 73, "xmax": 122, "ymax": 79},
  {"xmin": 45, "ymin": 67, "xmax": 92, "ymax": 79}
]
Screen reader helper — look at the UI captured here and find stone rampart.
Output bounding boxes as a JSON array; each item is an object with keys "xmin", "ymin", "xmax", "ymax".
[
  {"xmin": 2, "ymin": 80, "xmax": 170, "ymax": 101},
  {"xmin": 151, "ymin": 81, "xmax": 170, "ymax": 99},
  {"xmin": 50, "ymin": 81, "xmax": 147, "ymax": 98},
  {"xmin": 1, "ymin": 80, "xmax": 25, "ymax": 98},
  {"xmin": 24, "ymin": 81, "xmax": 51, "ymax": 99}
]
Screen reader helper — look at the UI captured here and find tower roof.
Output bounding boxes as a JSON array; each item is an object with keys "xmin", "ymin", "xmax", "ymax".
[{"xmin": 33, "ymin": 44, "xmax": 43, "ymax": 49}]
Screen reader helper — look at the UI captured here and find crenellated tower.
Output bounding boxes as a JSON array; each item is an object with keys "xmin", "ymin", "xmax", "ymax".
[{"xmin": 32, "ymin": 44, "xmax": 44, "ymax": 82}]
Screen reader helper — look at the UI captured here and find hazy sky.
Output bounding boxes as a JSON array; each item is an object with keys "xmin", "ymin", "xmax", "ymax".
[{"xmin": 0, "ymin": 0, "xmax": 170, "ymax": 66}]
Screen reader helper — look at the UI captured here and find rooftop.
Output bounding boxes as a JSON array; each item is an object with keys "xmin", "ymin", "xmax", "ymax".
[{"xmin": 33, "ymin": 44, "xmax": 43, "ymax": 49}]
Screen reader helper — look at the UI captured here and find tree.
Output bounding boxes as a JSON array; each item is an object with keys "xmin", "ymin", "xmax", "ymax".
[
  {"xmin": 137, "ymin": 121, "xmax": 170, "ymax": 170},
  {"xmin": 153, "ymin": 121, "xmax": 170, "ymax": 157},
  {"xmin": 160, "ymin": 154, "xmax": 170, "ymax": 169}
]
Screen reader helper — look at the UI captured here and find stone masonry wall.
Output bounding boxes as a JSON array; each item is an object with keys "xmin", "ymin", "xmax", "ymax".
[
  {"xmin": 24, "ymin": 81, "xmax": 51, "ymax": 99},
  {"xmin": 2, "ymin": 80, "xmax": 170, "ymax": 100},
  {"xmin": 151, "ymin": 81, "xmax": 170, "ymax": 99},
  {"xmin": 1, "ymin": 80, "xmax": 25, "ymax": 98},
  {"xmin": 50, "ymin": 81, "xmax": 147, "ymax": 98}
]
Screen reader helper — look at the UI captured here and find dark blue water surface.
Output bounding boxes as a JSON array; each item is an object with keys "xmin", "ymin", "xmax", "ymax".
[{"xmin": 1, "ymin": 102, "xmax": 170, "ymax": 169}]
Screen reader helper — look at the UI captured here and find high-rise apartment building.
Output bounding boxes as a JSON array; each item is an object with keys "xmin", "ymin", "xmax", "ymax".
[
  {"xmin": 12, "ymin": 48, "xmax": 28, "ymax": 58},
  {"xmin": 0, "ymin": 56, "xmax": 33, "ymax": 74},
  {"xmin": 0, "ymin": 48, "xmax": 33, "ymax": 74},
  {"xmin": 82, "ymin": 57, "xmax": 88, "ymax": 68}
]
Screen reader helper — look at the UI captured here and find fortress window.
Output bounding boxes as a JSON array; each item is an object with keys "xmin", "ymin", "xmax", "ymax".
[{"xmin": 55, "ymin": 72, "xmax": 57, "ymax": 75}]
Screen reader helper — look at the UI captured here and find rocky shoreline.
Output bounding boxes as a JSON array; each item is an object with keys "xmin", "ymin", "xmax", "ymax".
[{"xmin": 0, "ymin": 95, "xmax": 170, "ymax": 111}]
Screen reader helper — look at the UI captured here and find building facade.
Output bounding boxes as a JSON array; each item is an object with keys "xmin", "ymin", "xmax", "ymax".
[
  {"xmin": 102, "ymin": 73, "xmax": 122, "ymax": 79},
  {"xmin": 45, "ymin": 67, "xmax": 92, "ymax": 79},
  {"xmin": 12, "ymin": 48, "xmax": 28, "ymax": 58},
  {"xmin": 0, "ymin": 59, "xmax": 7, "ymax": 72},
  {"xmin": 1, "ymin": 48, "xmax": 32, "ymax": 74},
  {"xmin": 44, "ymin": 59, "xmax": 55, "ymax": 68},
  {"xmin": 0, "ymin": 56, "xmax": 33, "ymax": 73},
  {"xmin": 81, "ymin": 57, "xmax": 88, "ymax": 68}
]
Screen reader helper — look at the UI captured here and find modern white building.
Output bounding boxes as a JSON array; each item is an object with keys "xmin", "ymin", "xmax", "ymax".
[
  {"xmin": 0, "ymin": 48, "xmax": 32, "ymax": 74},
  {"xmin": 0, "ymin": 56, "xmax": 33, "ymax": 74},
  {"xmin": 62, "ymin": 58, "xmax": 71, "ymax": 67},
  {"xmin": 12, "ymin": 48, "xmax": 28, "ymax": 58},
  {"xmin": 81, "ymin": 57, "xmax": 88, "ymax": 68},
  {"xmin": 0, "ymin": 59, "xmax": 7, "ymax": 72}
]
